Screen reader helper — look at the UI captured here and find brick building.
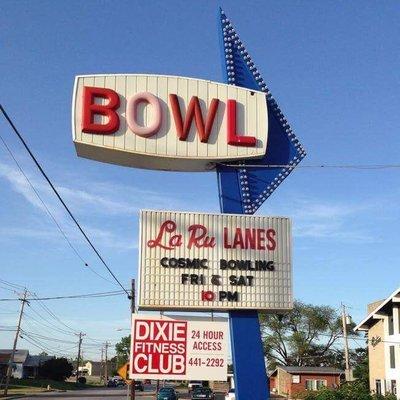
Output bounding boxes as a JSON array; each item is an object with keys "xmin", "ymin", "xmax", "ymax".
[{"xmin": 269, "ymin": 366, "xmax": 343, "ymax": 397}]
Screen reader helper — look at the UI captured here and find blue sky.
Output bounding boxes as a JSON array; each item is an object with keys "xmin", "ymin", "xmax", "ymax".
[{"xmin": 1, "ymin": 0, "xmax": 400, "ymax": 359}]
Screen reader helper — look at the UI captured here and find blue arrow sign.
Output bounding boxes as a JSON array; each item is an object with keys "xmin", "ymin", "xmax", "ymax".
[{"xmin": 217, "ymin": 9, "xmax": 306, "ymax": 215}]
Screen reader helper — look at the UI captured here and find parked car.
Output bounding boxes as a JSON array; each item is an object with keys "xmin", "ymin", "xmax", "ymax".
[
  {"xmin": 191, "ymin": 387, "xmax": 215, "ymax": 399},
  {"xmin": 225, "ymin": 388, "xmax": 235, "ymax": 400},
  {"xmin": 107, "ymin": 379, "xmax": 116, "ymax": 388},
  {"xmin": 134, "ymin": 380, "xmax": 144, "ymax": 391},
  {"xmin": 188, "ymin": 380, "xmax": 203, "ymax": 392},
  {"xmin": 157, "ymin": 387, "xmax": 178, "ymax": 400}
]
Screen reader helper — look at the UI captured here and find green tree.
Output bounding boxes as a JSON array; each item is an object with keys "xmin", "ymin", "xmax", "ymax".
[
  {"xmin": 115, "ymin": 335, "xmax": 131, "ymax": 368},
  {"xmin": 260, "ymin": 301, "xmax": 356, "ymax": 370},
  {"xmin": 352, "ymin": 347, "xmax": 369, "ymax": 386},
  {"xmin": 38, "ymin": 357, "xmax": 73, "ymax": 381}
]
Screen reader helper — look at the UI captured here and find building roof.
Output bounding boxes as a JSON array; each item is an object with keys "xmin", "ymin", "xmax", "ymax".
[
  {"xmin": 270, "ymin": 366, "xmax": 344, "ymax": 376},
  {"xmin": 24, "ymin": 355, "xmax": 54, "ymax": 367},
  {"xmin": 0, "ymin": 350, "xmax": 29, "ymax": 364},
  {"xmin": 354, "ymin": 286, "xmax": 400, "ymax": 331}
]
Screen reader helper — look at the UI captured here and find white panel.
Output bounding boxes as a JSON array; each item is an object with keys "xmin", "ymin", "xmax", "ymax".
[
  {"xmin": 81, "ymin": 76, "xmax": 95, "ymax": 145},
  {"xmin": 73, "ymin": 74, "xmax": 268, "ymax": 171},
  {"xmin": 138, "ymin": 210, "xmax": 292, "ymax": 311},
  {"xmin": 129, "ymin": 314, "xmax": 228, "ymax": 381}
]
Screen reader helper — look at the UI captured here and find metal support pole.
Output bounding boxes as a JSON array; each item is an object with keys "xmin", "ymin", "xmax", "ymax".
[
  {"xmin": 130, "ymin": 279, "xmax": 135, "ymax": 400},
  {"xmin": 219, "ymin": 185, "xmax": 269, "ymax": 400},
  {"xmin": 3, "ymin": 289, "xmax": 27, "ymax": 397}
]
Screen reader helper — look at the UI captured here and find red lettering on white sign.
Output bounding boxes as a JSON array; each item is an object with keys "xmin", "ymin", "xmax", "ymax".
[
  {"xmin": 80, "ymin": 87, "xmax": 257, "ymax": 147},
  {"xmin": 82, "ymin": 86, "xmax": 120, "ymax": 134},
  {"xmin": 131, "ymin": 319, "xmax": 187, "ymax": 376}
]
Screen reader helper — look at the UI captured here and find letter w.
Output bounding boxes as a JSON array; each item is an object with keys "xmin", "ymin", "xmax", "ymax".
[{"xmin": 169, "ymin": 94, "xmax": 219, "ymax": 143}]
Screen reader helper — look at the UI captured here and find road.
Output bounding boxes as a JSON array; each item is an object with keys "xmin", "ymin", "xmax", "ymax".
[{"xmin": 25, "ymin": 387, "xmax": 226, "ymax": 400}]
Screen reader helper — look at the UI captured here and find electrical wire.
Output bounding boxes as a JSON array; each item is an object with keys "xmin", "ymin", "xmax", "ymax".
[
  {"xmin": 0, "ymin": 105, "xmax": 129, "ymax": 296},
  {"xmin": 24, "ymin": 312, "xmax": 76, "ymax": 336},
  {"xmin": 219, "ymin": 163, "xmax": 400, "ymax": 170},
  {"xmin": 20, "ymin": 334, "xmax": 76, "ymax": 357},
  {"xmin": 20, "ymin": 330, "xmax": 77, "ymax": 345},
  {"xmin": 0, "ymin": 289, "xmax": 126, "ymax": 301},
  {"xmin": 0, "ymin": 128, "xmax": 119, "ymax": 287},
  {"xmin": 30, "ymin": 294, "xmax": 81, "ymax": 334},
  {"xmin": 28, "ymin": 290, "xmax": 125, "ymax": 301},
  {"xmin": 0, "ymin": 279, "xmax": 25, "ymax": 290}
]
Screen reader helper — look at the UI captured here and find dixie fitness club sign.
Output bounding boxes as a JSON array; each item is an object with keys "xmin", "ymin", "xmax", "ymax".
[{"xmin": 138, "ymin": 210, "xmax": 292, "ymax": 311}]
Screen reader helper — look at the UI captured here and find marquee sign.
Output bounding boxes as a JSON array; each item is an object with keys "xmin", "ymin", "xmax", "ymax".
[
  {"xmin": 129, "ymin": 314, "xmax": 228, "ymax": 381},
  {"xmin": 72, "ymin": 74, "xmax": 268, "ymax": 171},
  {"xmin": 138, "ymin": 210, "xmax": 292, "ymax": 311}
]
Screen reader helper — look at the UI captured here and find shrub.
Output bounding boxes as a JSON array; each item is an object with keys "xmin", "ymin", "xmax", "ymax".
[
  {"xmin": 38, "ymin": 357, "xmax": 73, "ymax": 381},
  {"xmin": 294, "ymin": 382, "xmax": 397, "ymax": 400}
]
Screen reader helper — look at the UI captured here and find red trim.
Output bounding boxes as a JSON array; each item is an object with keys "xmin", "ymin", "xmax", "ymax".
[
  {"xmin": 227, "ymin": 99, "xmax": 256, "ymax": 147},
  {"xmin": 82, "ymin": 86, "xmax": 120, "ymax": 134},
  {"xmin": 169, "ymin": 94, "xmax": 219, "ymax": 143}
]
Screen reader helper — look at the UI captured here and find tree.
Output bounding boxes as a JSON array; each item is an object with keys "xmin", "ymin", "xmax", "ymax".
[
  {"xmin": 38, "ymin": 357, "xmax": 73, "ymax": 381},
  {"xmin": 260, "ymin": 301, "xmax": 356, "ymax": 370},
  {"xmin": 352, "ymin": 347, "xmax": 369, "ymax": 387},
  {"xmin": 115, "ymin": 335, "xmax": 130, "ymax": 368}
]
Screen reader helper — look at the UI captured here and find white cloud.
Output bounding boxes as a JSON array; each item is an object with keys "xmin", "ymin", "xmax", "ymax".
[{"xmin": 268, "ymin": 197, "xmax": 375, "ymax": 242}]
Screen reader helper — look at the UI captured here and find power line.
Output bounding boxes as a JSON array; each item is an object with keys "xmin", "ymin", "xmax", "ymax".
[
  {"xmin": 20, "ymin": 330, "xmax": 77, "ymax": 345},
  {"xmin": 24, "ymin": 311, "xmax": 76, "ymax": 336},
  {"xmin": 0, "ymin": 289, "xmax": 125, "ymax": 301},
  {"xmin": 0, "ymin": 132, "xmax": 88, "ymax": 267},
  {"xmin": 31, "ymin": 294, "xmax": 80, "ymax": 334},
  {"xmin": 20, "ymin": 334, "xmax": 76, "ymax": 357},
  {"xmin": 0, "ymin": 105, "xmax": 129, "ymax": 296},
  {"xmin": 219, "ymin": 163, "xmax": 400, "ymax": 170},
  {"xmin": 0, "ymin": 279, "xmax": 25, "ymax": 290},
  {"xmin": 29, "ymin": 290, "xmax": 125, "ymax": 301},
  {"xmin": 0, "ymin": 129, "xmax": 116, "ymax": 286}
]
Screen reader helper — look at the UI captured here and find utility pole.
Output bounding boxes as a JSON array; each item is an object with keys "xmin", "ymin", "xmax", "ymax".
[
  {"xmin": 75, "ymin": 332, "xmax": 85, "ymax": 384},
  {"xmin": 341, "ymin": 303, "xmax": 351, "ymax": 380},
  {"xmin": 104, "ymin": 341, "xmax": 109, "ymax": 382},
  {"xmin": 100, "ymin": 346, "xmax": 104, "ymax": 384},
  {"xmin": 130, "ymin": 279, "xmax": 136, "ymax": 400},
  {"xmin": 3, "ymin": 289, "xmax": 27, "ymax": 397}
]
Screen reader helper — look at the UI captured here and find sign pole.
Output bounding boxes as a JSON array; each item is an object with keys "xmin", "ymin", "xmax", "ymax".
[
  {"xmin": 130, "ymin": 279, "xmax": 135, "ymax": 400},
  {"xmin": 219, "ymin": 197, "xmax": 269, "ymax": 400}
]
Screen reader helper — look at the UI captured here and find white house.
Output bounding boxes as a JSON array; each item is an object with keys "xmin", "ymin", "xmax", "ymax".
[{"xmin": 355, "ymin": 286, "xmax": 400, "ymax": 398}]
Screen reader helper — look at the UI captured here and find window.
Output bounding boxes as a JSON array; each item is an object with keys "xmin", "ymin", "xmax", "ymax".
[
  {"xmin": 390, "ymin": 345, "xmax": 396, "ymax": 368},
  {"xmin": 292, "ymin": 375, "xmax": 300, "ymax": 384},
  {"xmin": 376, "ymin": 380, "xmax": 382, "ymax": 395},
  {"xmin": 305, "ymin": 380, "xmax": 326, "ymax": 391},
  {"xmin": 389, "ymin": 317, "xmax": 394, "ymax": 335},
  {"xmin": 305, "ymin": 380, "xmax": 314, "ymax": 390},
  {"xmin": 316, "ymin": 380, "xmax": 327, "ymax": 390},
  {"xmin": 391, "ymin": 380, "xmax": 397, "ymax": 395}
]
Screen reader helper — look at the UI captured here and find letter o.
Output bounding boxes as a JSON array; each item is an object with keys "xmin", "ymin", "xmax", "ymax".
[
  {"xmin": 169, "ymin": 258, "xmax": 178, "ymax": 267},
  {"xmin": 127, "ymin": 92, "xmax": 162, "ymax": 137}
]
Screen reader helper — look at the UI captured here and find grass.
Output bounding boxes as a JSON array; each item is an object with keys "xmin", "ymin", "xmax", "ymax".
[{"xmin": 0, "ymin": 377, "xmax": 101, "ymax": 397}]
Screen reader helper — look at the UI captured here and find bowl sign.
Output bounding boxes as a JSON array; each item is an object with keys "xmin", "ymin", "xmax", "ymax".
[
  {"xmin": 129, "ymin": 314, "xmax": 228, "ymax": 381},
  {"xmin": 72, "ymin": 74, "xmax": 268, "ymax": 171},
  {"xmin": 138, "ymin": 210, "xmax": 292, "ymax": 311}
]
